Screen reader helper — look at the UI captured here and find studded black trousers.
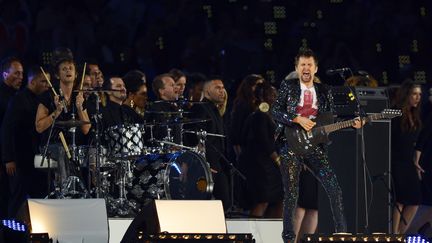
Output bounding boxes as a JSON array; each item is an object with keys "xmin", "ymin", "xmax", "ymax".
[{"xmin": 279, "ymin": 145, "xmax": 347, "ymax": 242}]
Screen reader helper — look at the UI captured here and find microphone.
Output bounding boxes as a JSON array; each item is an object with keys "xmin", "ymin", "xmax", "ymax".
[{"xmin": 326, "ymin": 68, "xmax": 350, "ymax": 75}]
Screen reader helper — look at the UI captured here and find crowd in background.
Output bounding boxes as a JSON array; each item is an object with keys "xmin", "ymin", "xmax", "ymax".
[{"xmin": 1, "ymin": 0, "xmax": 432, "ymax": 240}]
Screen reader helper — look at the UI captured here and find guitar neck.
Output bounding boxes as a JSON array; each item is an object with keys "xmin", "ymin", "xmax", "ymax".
[
  {"xmin": 322, "ymin": 112, "xmax": 392, "ymax": 134},
  {"xmin": 323, "ymin": 118, "xmax": 358, "ymax": 134}
]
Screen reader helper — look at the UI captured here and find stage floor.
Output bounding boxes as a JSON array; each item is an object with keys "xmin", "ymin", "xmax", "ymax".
[{"xmin": 108, "ymin": 218, "xmax": 284, "ymax": 243}]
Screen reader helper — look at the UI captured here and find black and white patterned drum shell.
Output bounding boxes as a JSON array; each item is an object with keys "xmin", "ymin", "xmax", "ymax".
[{"xmin": 105, "ymin": 123, "xmax": 144, "ymax": 157}]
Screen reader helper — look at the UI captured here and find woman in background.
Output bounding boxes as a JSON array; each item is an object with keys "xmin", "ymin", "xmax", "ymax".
[
  {"xmin": 123, "ymin": 70, "xmax": 147, "ymax": 117},
  {"xmin": 391, "ymin": 80, "xmax": 422, "ymax": 233},
  {"xmin": 239, "ymin": 82, "xmax": 283, "ymax": 217}
]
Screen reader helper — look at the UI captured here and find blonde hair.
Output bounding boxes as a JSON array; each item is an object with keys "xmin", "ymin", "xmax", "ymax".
[{"xmin": 217, "ymin": 89, "xmax": 228, "ymax": 116}]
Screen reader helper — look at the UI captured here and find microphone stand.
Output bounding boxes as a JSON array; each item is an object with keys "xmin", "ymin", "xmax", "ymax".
[
  {"xmin": 208, "ymin": 141, "xmax": 247, "ymax": 217},
  {"xmin": 338, "ymin": 71, "xmax": 371, "ymax": 233},
  {"xmin": 40, "ymin": 113, "xmax": 57, "ymax": 198},
  {"xmin": 373, "ymin": 171, "xmax": 408, "ymax": 229}
]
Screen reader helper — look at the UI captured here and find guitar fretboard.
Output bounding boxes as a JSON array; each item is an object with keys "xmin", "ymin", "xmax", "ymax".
[{"xmin": 321, "ymin": 112, "xmax": 396, "ymax": 134}]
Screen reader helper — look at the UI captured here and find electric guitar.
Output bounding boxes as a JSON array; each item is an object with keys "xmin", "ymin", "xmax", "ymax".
[{"xmin": 284, "ymin": 109, "xmax": 401, "ymax": 155}]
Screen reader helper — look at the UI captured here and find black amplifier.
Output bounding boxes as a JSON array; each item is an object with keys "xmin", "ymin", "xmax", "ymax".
[{"xmin": 331, "ymin": 86, "xmax": 389, "ymax": 117}]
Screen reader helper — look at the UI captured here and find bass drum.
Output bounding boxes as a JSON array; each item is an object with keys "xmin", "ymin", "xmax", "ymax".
[{"xmin": 127, "ymin": 151, "xmax": 213, "ymax": 205}]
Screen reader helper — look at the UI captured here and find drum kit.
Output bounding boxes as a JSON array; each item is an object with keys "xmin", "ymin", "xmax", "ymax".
[{"xmin": 36, "ymin": 95, "xmax": 219, "ymax": 217}]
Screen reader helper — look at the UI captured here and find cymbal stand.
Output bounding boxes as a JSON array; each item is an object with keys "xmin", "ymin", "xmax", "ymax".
[
  {"xmin": 61, "ymin": 108, "xmax": 89, "ymax": 199},
  {"xmin": 112, "ymin": 159, "xmax": 136, "ymax": 216},
  {"xmin": 166, "ymin": 126, "xmax": 173, "ymax": 142},
  {"xmin": 178, "ymin": 104, "xmax": 184, "ymax": 145},
  {"xmin": 93, "ymin": 92, "xmax": 103, "ymax": 198},
  {"xmin": 147, "ymin": 124, "xmax": 155, "ymax": 142},
  {"xmin": 69, "ymin": 113, "xmax": 77, "ymax": 162}
]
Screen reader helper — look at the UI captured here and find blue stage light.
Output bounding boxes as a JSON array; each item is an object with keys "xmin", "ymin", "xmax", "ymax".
[
  {"xmin": 406, "ymin": 235, "xmax": 430, "ymax": 243},
  {"xmin": 1, "ymin": 219, "xmax": 27, "ymax": 232}
]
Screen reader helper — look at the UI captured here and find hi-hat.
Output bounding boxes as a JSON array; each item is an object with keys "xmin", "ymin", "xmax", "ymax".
[
  {"xmin": 56, "ymin": 119, "xmax": 91, "ymax": 127},
  {"xmin": 144, "ymin": 110, "xmax": 192, "ymax": 115}
]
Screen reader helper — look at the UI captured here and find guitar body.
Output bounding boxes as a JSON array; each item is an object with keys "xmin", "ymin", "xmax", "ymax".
[
  {"xmin": 282, "ymin": 109, "xmax": 401, "ymax": 156},
  {"xmin": 284, "ymin": 112, "xmax": 334, "ymax": 155}
]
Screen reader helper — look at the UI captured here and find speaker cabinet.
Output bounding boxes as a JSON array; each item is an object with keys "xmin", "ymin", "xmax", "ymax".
[{"xmin": 318, "ymin": 120, "xmax": 392, "ymax": 234}]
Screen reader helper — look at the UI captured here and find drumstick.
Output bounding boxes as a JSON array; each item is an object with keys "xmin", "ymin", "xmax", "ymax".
[
  {"xmin": 79, "ymin": 62, "xmax": 87, "ymax": 90},
  {"xmin": 59, "ymin": 132, "xmax": 72, "ymax": 160},
  {"xmin": 40, "ymin": 66, "xmax": 58, "ymax": 96}
]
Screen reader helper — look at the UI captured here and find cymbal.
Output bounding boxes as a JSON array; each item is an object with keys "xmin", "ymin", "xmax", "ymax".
[
  {"xmin": 151, "ymin": 99, "xmax": 208, "ymax": 105},
  {"xmin": 145, "ymin": 118, "xmax": 210, "ymax": 127},
  {"xmin": 73, "ymin": 89, "xmax": 117, "ymax": 93},
  {"xmin": 144, "ymin": 110, "xmax": 192, "ymax": 115},
  {"xmin": 56, "ymin": 119, "xmax": 91, "ymax": 127}
]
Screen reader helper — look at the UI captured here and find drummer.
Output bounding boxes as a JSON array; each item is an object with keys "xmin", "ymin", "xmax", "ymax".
[{"xmin": 35, "ymin": 57, "xmax": 91, "ymax": 144}]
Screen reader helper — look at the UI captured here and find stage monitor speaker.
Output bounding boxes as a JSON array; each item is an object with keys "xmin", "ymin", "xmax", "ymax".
[
  {"xmin": 155, "ymin": 200, "xmax": 226, "ymax": 234},
  {"xmin": 318, "ymin": 120, "xmax": 392, "ymax": 234},
  {"xmin": 121, "ymin": 200, "xmax": 226, "ymax": 243},
  {"xmin": 22, "ymin": 199, "xmax": 108, "ymax": 243}
]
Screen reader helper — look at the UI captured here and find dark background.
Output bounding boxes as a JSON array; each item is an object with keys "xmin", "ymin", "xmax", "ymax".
[{"xmin": 1, "ymin": 0, "xmax": 431, "ymax": 88}]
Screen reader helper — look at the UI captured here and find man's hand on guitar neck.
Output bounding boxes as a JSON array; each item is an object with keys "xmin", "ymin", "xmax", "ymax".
[
  {"xmin": 352, "ymin": 117, "xmax": 365, "ymax": 129},
  {"xmin": 293, "ymin": 116, "xmax": 316, "ymax": 131}
]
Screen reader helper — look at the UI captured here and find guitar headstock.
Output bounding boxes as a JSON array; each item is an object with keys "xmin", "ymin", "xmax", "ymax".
[{"xmin": 380, "ymin": 109, "xmax": 402, "ymax": 119}]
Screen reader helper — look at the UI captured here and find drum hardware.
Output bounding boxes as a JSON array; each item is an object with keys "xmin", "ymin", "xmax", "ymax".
[
  {"xmin": 40, "ymin": 110, "xmax": 88, "ymax": 199},
  {"xmin": 104, "ymin": 123, "xmax": 147, "ymax": 216},
  {"xmin": 153, "ymin": 139, "xmax": 196, "ymax": 152},
  {"xmin": 40, "ymin": 113, "xmax": 57, "ymax": 195},
  {"xmin": 92, "ymin": 91, "xmax": 103, "ymax": 198},
  {"xmin": 111, "ymin": 160, "xmax": 137, "ymax": 216},
  {"xmin": 61, "ymin": 176, "xmax": 89, "ymax": 198},
  {"xmin": 182, "ymin": 130, "xmax": 226, "ymax": 138},
  {"xmin": 127, "ymin": 151, "xmax": 213, "ymax": 209},
  {"xmin": 182, "ymin": 130, "xmax": 226, "ymax": 156},
  {"xmin": 69, "ymin": 113, "xmax": 77, "ymax": 162},
  {"xmin": 165, "ymin": 126, "xmax": 173, "ymax": 143},
  {"xmin": 60, "ymin": 110, "xmax": 90, "ymax": 198}
]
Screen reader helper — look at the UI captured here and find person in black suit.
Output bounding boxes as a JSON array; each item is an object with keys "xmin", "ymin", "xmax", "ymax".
[
  {"xmin": 0, "ymin": 57, "xmax": 24, "ymax": 218},
  {"xmin": 188, "ymin": 77, "xmax": 230, "ymax": 211},
  {"xmin": 147, "ymin": 73, "xmax": 180, "ymax": 143},
  {"xmin": 1, "ymin": 67, "xmax": 49, "ymax": 217}
]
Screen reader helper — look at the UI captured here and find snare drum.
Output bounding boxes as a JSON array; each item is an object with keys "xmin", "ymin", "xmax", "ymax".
[
  {"xmin": 105, "ymin": 123, "xmax": 145, "ymax": 158},
  {"xmin": 127, "ymin": 151, "xmax": 213, "ymax": 205}
]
